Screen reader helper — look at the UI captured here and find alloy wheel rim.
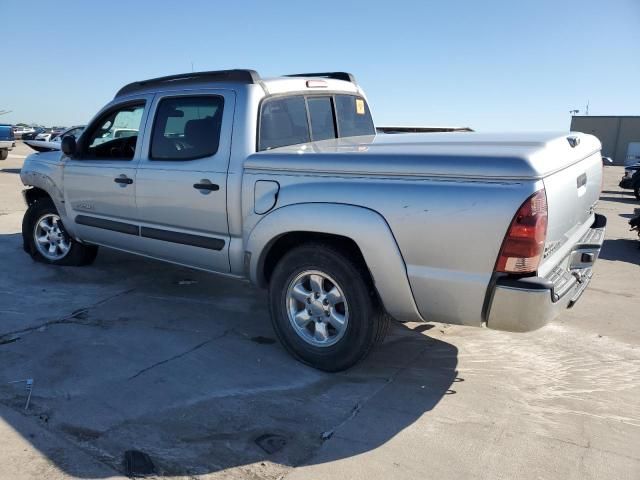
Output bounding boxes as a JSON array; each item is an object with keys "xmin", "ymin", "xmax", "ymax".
[
  {"xmin": 286, "ymin": 270, "xmax": 349, "ymax": 347},
  {"xmin": 33, "ymin": 213, "xmax": 71, "ymax": 260}
]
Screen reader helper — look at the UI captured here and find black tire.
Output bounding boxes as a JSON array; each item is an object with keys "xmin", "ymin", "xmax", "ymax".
[
  {"xmin": 0, "ymin": 149, "xmax": 8, "ymax": 160},
  {"xmin": 634, "ymin": 184, "xmax": 640, "ymax": 201},
  {"xmin": 268, "ymin": 243, "xmax": 389, "ymax": 372},
  {"xmin": 22, "ymin": 198, "xmax": 98, "ymax": 266}
]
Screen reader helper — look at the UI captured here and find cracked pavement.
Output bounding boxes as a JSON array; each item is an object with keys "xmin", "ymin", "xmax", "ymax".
[{"xmin": 0, "ymin": 143, "xmax": 639, "ymax": 479}]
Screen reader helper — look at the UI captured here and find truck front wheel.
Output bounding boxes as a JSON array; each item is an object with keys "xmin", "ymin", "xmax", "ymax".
[
  {"xmin": 268, "ymin": 243, "xmax": 389, "ymax": 371},
  {"xmin": 22, "ymin": 198, "xmax": 98, "ymax": 266},
  {"xmin": 0, "ymin": 149, "xmax": 8, "ymax": 160}
]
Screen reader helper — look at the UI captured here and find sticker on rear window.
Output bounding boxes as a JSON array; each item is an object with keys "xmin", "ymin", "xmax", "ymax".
[{"xmin": 356, "ymin": 98, "xmax": 365, "ymax": 115}]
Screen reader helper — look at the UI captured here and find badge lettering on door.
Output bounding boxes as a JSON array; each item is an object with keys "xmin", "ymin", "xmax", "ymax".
[{"xmin": 74, "ymin": 203, "xmax": 94, "ymax": 211}]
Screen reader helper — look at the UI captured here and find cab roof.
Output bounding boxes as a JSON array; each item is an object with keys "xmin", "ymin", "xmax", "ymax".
[{"xmin": 115, "ymin": 69, "xmax": 361, "ymax": 98}]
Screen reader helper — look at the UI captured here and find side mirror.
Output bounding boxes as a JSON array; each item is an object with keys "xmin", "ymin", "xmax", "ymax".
[{"xmin": 61, "ymin": 135, "xmax": 77, "ymax": 156}]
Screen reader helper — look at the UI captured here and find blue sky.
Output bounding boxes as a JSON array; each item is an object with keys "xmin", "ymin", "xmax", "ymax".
[{"xmin": 1, "ymin": 0, "xmax": 639, "ymax": 131}]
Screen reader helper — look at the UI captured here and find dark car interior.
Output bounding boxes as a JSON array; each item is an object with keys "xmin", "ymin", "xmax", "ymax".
[
  {"xmin": 82, "ymin": 105, "xmax": 144, "ymax": 160},
  {"xmin": 151, "ymin": 102, "xmax": 223, "ymax": 161}
]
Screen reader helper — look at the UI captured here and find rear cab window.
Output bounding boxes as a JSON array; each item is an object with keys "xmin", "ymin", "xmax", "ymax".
[
  {"xmin": 307, "ymin": 96, "xmax": 337, "ymax": 142},
  {"xmin": 258, "ymin": 94, "xmax": 374, "ymax": 151},
  {"xmin": 334, "ymin": 95, "xmax": 374, "ymax": 138},
  {"xmin": 259, "ymin": 96, "xmax": 310, "ymax": 151}
]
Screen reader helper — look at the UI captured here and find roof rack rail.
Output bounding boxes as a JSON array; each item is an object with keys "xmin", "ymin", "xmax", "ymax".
[
  {"xmin": 116, "ymin": 69, "xmax": 260, "ymax": 97},
  {"xmin": 285, "ymin": 72, "xmax": 356, "ymax": 84}
]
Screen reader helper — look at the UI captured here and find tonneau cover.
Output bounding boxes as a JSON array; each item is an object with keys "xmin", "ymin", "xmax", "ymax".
[{"xmin": 246, "ymin": 132, "xmax": 601, "ymax": 180}]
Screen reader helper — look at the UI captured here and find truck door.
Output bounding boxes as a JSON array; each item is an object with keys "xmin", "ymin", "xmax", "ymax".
[
  {"xmin": 133, "ymin": 90, "xmax": 233, "ymax": 272},
  {"xmin": 63, "ymin": 97, "xmax": 151, "ymax": 251}
]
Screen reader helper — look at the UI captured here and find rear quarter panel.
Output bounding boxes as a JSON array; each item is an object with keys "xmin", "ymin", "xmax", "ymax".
[{"xmin": 242, "ymin": 171, "xmax": 539, "ymax": 326}]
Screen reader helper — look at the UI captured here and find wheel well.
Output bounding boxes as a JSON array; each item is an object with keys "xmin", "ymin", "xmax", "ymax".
[
  {"xmin": 24, "ymin": 187, "xmax": 52, "ymax": 206},
  {"xmin": 261, "ymin": 232, "xmax": 375, "ymax": 290}
]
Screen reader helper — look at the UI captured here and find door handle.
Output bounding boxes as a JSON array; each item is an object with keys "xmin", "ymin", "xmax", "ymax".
[
  {"xmin": 114, "ymin": 175, "xmax": 133, "ymax": 185},
  {"xmin": 193, "ymin": 181, "xmax": 220, "ymax": 192}
]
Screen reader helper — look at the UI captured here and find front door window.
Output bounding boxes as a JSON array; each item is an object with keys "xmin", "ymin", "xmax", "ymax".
[{"xmin": 82, "ymin": 104, "xmax": 145, "ymax": 160}]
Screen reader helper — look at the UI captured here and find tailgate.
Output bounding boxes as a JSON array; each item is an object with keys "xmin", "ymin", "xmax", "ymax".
[{"xmin": 538, "ymin": 151, "xmax": 603, "ymax": 276}]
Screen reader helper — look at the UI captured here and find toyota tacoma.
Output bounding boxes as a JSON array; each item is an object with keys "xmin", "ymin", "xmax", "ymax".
[{"xmin": 19, "ymin": 70, "xmax": 607, "ymax": 371}]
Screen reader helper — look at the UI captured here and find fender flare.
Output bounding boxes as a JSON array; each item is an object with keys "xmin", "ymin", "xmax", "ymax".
[
  {"xmin": 246, "ymin": 203, "xmax": 424, "ymax": 323},
  {"xmin": 21, "ymin": 171, "xmax": 80, "ymax": 238},
  {"xmin": 21, "ymin": 171, "xmax": 64, "ymax": 207}
]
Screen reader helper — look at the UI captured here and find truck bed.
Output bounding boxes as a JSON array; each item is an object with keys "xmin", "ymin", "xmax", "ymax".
[{"xmin": 246, "ymin": 132, "xmax": 602, "ymax": 181}]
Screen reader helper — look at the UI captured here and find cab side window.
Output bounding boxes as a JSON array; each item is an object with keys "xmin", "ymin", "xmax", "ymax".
[
  {"xmin": 83, "ymin": 103, "xmax": 145, "ymax": 160},
  {"xmin": 150, "ymin": 96, "xmax": 224, "ymax": 161}
]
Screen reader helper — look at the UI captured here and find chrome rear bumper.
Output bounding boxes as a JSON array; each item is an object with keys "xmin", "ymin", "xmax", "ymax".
[{"xmin": 486, "ymin": 214, "xmax": 606, "ymax": 332}]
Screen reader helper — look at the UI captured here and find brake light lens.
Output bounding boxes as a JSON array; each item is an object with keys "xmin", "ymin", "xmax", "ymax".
[
  {"xmin": 306, "ymin": 80, "xmax": 328, "ymax": 88},
  {"xmin": 496, "ymin": 189, "xmax": 548, "ymax": 274}
]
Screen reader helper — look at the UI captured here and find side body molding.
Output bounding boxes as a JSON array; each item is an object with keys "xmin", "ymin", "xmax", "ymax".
[{"xmin": 245, "ymin": 203, "xmax": 424, "ymax": 323}]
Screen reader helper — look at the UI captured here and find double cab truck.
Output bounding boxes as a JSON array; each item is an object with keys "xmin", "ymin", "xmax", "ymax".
[{"xmin": 20, "ymin": 70, "xmax": 606, "ymax": 371}]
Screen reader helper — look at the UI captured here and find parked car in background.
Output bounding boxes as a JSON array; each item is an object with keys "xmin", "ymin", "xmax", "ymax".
[
  {"xmin": 24, "ymin": 125, "xmax": 84, "ymax": 153},
  {"xmin": 0, "ymin": 124, "xmax": 16, "ymax": 160},
  {"xmin": 21, "ymin": 127, "xmax": 47, "ymax": 141},
  {"xmin": 12, "ymin": 126, "xmax": 36, "ymax": 139},
  {"xmin": 20, "ymin": 70, "xmax": 607, "ymax": 371},
  {"xmin": 50, "ymin": 127, "xmax": 67, "ymax": 140},
  {"xmin": 34, "ymin": 130, "xmax": 54, "ymax": 142},
  {"xmin": 33, "ymin": 128, "xmax": 66, "ymax": 142},
  {"xmin": 90, "ymin": 128, "xmax": 138, "ymax": 146},
  {"xmin": 620, "ymin": 162, "xmax": 640, "ymax": 200}
]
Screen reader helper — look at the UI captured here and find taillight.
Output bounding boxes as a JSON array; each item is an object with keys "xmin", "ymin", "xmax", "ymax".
[
  {"xmin": 496, "ymin": 189, "xmax": 548, "ymax": 274},
  {"xmin": 306, "ymin": 80, "xmax": 328, "ymax": 88}
]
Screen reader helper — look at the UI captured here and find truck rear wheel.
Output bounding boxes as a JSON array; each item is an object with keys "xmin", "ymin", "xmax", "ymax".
[
  {"xmin": 268, "ymin": 243, "xmax": 389, "ymax": 371},
  {"xmin": 0, "ymin": 149, "xmax": 8, "ymax": 160},
  {"xmin": 22, "ymin": 198, "xmax": 98, "ymax": 266}
]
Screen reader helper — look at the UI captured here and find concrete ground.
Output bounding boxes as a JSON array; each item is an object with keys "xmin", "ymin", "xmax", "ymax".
[{"xmin": 0, "ymin": 142, "xmax": 638, "ymax": 480}]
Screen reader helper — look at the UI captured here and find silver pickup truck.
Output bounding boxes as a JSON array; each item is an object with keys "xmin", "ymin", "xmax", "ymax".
[{"xmin": 19, "ymin": 70, "xmax": 606, "ymax": 371}]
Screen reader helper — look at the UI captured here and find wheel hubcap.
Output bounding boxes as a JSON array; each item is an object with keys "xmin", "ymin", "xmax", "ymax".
[
  {"xmin": 33, "ymin": 213, "xmax": 71, "ymax": 260},
  {"xmin": 286, "ymin": 270, "xmax": 349, "ymax": 347}
]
